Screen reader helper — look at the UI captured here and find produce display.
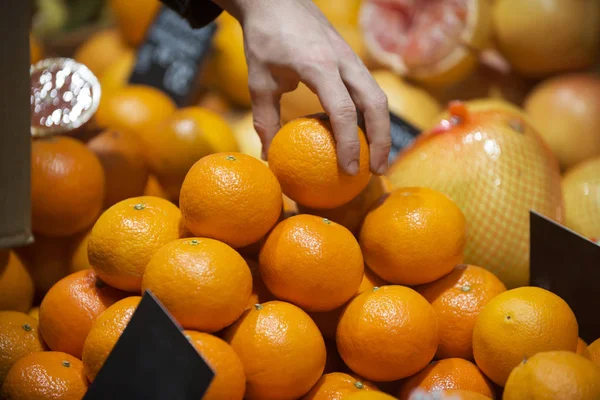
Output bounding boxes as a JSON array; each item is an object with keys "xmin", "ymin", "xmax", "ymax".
[{"xmin": 1, "ymin": 0, "xmax": 600, "ymax": 399}]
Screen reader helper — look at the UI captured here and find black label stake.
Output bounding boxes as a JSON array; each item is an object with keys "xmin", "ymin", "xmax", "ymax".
[
  {"xmin": 388, "ymin": 112, "xmax": 421, "ymax": 164},
  {"xmin": 129, "ymin": 6, "xmax": 217, "ymax": 107},
  {"xmin": 84, "ymin": 291, "xmax": 214, "ymax": 400},
  {"xmin": 529, "ymin": 211, "xmax": 600, "ymax": 343}
]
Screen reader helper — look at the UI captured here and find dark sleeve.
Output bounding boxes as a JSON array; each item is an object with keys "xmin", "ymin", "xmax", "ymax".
[{"xmin": 160, "ymin": 0, "xmax": 224, "ymax": 29}]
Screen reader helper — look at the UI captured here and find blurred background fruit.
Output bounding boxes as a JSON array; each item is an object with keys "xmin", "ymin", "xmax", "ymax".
[
  {"xmin": 524, "ymin": 74, "xmax": 600, "ymax": 171},
  {"xmin": 98, "ymin": 49, "xmax": 136, "ymax": 99},
  {"xmin": 31, "ymin": 137, "xmax": 105, "ymax": 238},
  {"xmin": 360, "ymin": 0, "xmax": 492, "ymax": 87},
  {"xmin": 138, "ymin": 107, "xmax": 239, "ymax": 202},
  {"xmin": 108, "ymin": 0, "xmax": 159, "ymax": 46},
  {"xmin": 30, "ymin": 34, "xmax": 44, "ymax": 64},
  {"xmin": 87, "ymin": 129, "xmax": 149, "ymax": 208},
  {"xmin": 0, "ymin": 251, "xmax": 34, "ymax": 313},
  {"xmin": 230, "ymin": 112, "xmax": 264, "ymax": 161},
  {"xmin": 69, "ymin": 229, "xmax": 92, "ymax": 273},
  {"xmin": 492, "ymin": 0, "xmax": 600, "ymax": 77},
  {"xmin": 388, "ymin": 103, "xmax": 563, "ymax": 288},
  {"xmin": 561, "ymin": 157, "xmax": 600, "ymax": 242},
  {"xmin": 73, "ymin": 28, "xmax": 131, "ymax": 79}
]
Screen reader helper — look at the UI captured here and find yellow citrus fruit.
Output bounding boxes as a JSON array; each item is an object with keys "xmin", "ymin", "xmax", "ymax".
[
  {"xmin": 139, "ymin": 107, "xmax": 239, "ymax": 201},
  {"xmin": 179, "ymin": 153, "xmax": 282, "ymax": 248},
  {"xmin": 525, "ymin": 74, "xmax": 600, "ymax": 170},
  {"xmin": 27, "ymin": 308, "xmax": 39, "ymax": 320},
  {"xmin": 503, "ymin": 351, "xmax": 600, "ymax": 399},
  {"xmin": 583, "ymin": 338, "xmax": 600, "ymax": 366},
  {"xmin": 98, "ymin": 49, "xmax": 135, "ymax": 100},
  {"xmin": 88, "ymin": 196, "xmax": 184, "ymax": 292},
  {"xmin": 493, "ymin": 0, "xmax": 600, "ymax": 77},
  {"xmin": 108, "ymin": 0, "xmax": 160, "ymax": 46},
  {"xmin": 473, "ymin": 286, "xmax": 579, "ymax": 386},
  {"xmin": 69, "ymin": 229, "xmax": 92, "ymax": 273},
  {"xmin": 361, "ymin": 0, "xmax": 492, "ymax": 87},
  {"xmin": 230, "ymin": 112, "xmax": 264, "ymax": 162},
  {"xmin": 562, "ymin": 156, "xmax": 600, "ymax": 242},
  {"xmin": 268, "ymin": 115, "xmax": 371, "ymax": 209},
  {"xmin": 360, "ymin": 187, "xmax": 467, "ymax": 285}
]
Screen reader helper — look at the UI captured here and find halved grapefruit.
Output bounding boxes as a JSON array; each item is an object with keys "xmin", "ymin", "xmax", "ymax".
[{"xmin": 360, "ymin": 0, "xmax": 492, "ymax": 87}]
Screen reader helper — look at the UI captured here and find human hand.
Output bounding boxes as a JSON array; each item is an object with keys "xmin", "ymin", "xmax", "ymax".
[{"xmin": 212, "ymin": 0, "xmax": 391, "ymax": 175}]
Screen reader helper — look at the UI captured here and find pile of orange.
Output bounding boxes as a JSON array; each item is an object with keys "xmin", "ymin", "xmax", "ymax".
[{"xmin": 5, "ymin": 109, "xmax": 600, "ymax": 399}]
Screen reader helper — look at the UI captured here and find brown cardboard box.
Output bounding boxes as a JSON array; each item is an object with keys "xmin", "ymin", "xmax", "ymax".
[{"xmin": 0, "ymin": 0, "xmax": 33, "ymax": 248}]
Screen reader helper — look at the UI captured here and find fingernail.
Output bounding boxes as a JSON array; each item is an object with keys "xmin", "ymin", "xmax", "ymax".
[
  {"xmin": 347, "ymin": 160, "xmax": 359, "ymax": 176},
  {"xmin": 376, "ymin": 161, "xmax": 388, "ymax": 175}
]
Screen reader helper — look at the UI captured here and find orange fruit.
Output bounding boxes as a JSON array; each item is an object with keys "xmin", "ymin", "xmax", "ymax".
[
  {"xmin": 69, "ymin": 229, "xmax": 92, "ymax": 273},
  {"xmin": 180, "ymin": 152, "xmax": 282, "ymax": 248},
  {"xmin": 337, "ymin": 285, "xmax": 439, "ymax": 382},
  {"xmin": 245, "ymin": 258, "xmax": 275, "ymax": 310},
  {"xmin": 576, "ymin": 338, "xmax": 588, "ymax": 355},
  {"xmin": 562, "ymin": 156, "xmax": 600, "ymax": 241},
  {"xmin": 15, "ymin": 234, "xmax": 74, "ymax": 301},
  {"xmin": 473, "ymin": 286, "xmax": 579, "ymax": 386},
  {"xmin": 142, "ymin": 238, "xmax": 252, "ymax": 332},
  {"xmin": 143, "ymin": 174, "xmax": 170, "ymax": 200},
  {"xmin": 0, "ymin": 311, "xmax": 46, "ymax": 384},
  {"xmin": 298, "ymin": 175, "xmax": 392, "ymax": 236},
  {"xmin": 223, "ymin": 301, "xmax": 326, "ymax": 399},
  {"xmin": 360, "ymin": 0, "xmax": 492, "ymax": 87},
  {"xmin": 230, "ymin": 112, "xmax": 264, "ymax": 162},
  {"xmin": 196, "ymin": 91, "xmax": 231, "ymax": 115},
  {"xmin": 28, "ymin": 308, "xmax": 39, "ymax": 320},
  {"xmin": 416, "ymin": 264, "xmax": 507, "ymax": 360},
  {"xmin": 397, "ymin": 359, "xmax": 494, "ymax": 400},
  {"xmin": 31, "ymin": 136, "xmax": 105, "ymax": 237},
  {"xmin": 109, "ymin": 0, "xmax": 160, "ymax": 46},
  {"xmin": 95, "ymin": 85, "xmax": 176, "ymax": 137},
  {"xmin": 268, "ymin": 115, "xmax": 371, "ymax": 209},
  {"xmin": 345, "ymin": 392, "xmax": 397, "ymax": 400},
  {"xmin": 87, "ymin": 129, "xmax": 149, "ymax": 208},
  {"xmin": 504, "ymin": 351, "xmax": 600, "ymax": 399},
  {"xmin": 302, "ymin": 372, "xmax": 379, "ymax": 400},
  {"xmin": 583, "ymin": 338, "xmax": 600, "ymax": 366},
  {"xmin": 279, "ymin": 83, "xmax": 325, "ymax": 125},
  {"xmin": 74, "ymin": 28, "xmax": 131, "ymax": 79},
  {"xmin": 437, "ymin": 390, "xmax": 492, "ymax": 400},
  {"xmin": 39, "ymin": 269, "xmax": 128, "ymax": 359},
  {"xmin": 0, "ymin": 250, "xmax": 34, "ymax": 312},
  {"xmin": 82, "ymin": 296, "xmax": 141, "ymax": 381},
  {"xmin": 30, "ymin": 34, "xmax": 43, "ymax": 64},
  {"xmin": 493, "ymin": 0, "xmax": 600, "ymax": 77},
  {"xmin": 525, "ymin": 74, "xmax": 600, "ymax": 170},
  {"xmin": 184, "ymin": 331, "xmax": 246, "ymax": 400},
  {"xmin": 1, "ymin": 351, "xmax": 88, "ymax": 399},
  {"xmin": 259, "ymin": 214, "xmax": 364, "ymax": 312},
  {"xmin": 310, "ymin": 267, "xmax": 387, "ymax": 341},
  {"xmin": 360, "ymin": 187, "xmax": 467, "ymax": 285},
  {"xmin": 88, "ymin": 196, "xmax": 184, "ymax": 292},
  {"xmin": 139, "ymin": 107, "xmax": 239, "ymax": 201},
  {"xmin": 99, "ymin": 49, "xmax": 135, "ymax": 100},
  {"xmin": 387, "ymin": 104, "xmax": 563, "ymax": 289}
]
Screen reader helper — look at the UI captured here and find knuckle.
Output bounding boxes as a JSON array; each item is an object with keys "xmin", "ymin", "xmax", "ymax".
[
  {"xmin": 331, "ymin": 99, "xmax": 357, "ymax": 118},
  {"xmin": 339, "ymin": 138, "xmax": 362, "ymax": 154},
  {"xmin": 368, "ymin": 90, "xmax": 389, "ymax": 111}
]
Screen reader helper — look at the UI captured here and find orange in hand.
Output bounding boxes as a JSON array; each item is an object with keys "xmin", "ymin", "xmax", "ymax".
[
  {"xmin": 360, "ymin": 187, "xmax": 467, "ymax": 285},
  {"xmin": 397, "ymin": 358, "xmax": 495, "ymax": 400},
  {"xmin": 416, "ymin": 264, "xmax": 507, "ymax": 359},
  {"xmin": 39, "ymin": 269, "xmax": 128, "ymax": 359},
  {"xmin": 88, "ymin": 196, "xmax": 184, "ymax": 292},
  {"xmin": 142, "ymin": 238, "xmax": 252, "ymax": 332},
  {"xmin": 268, "ymin": 115, "xmax": 371, "ymax": 209},
  {"xmin": 337, "ymin": 285, "xmax": 439, "ymax": 382},
  {"xmin": 1, "ymin": 352, "xmax": 88, "ymax": 400},
  {"xmin": 259, "ymin": 214, "xmax": 364, "ymax": 312},
  {"xmin": 223, "ymin": 301, "xmax": 326, "ymax": 400},
  {"xmin": 180, "ymin": 152, "xmax": 282, "ymax": 248}
]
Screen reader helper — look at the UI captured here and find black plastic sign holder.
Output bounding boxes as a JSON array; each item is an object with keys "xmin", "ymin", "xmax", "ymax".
[
  {"xmin": 388, "ymin": 112, "xmax": 421, "ymax": 164},
  {"xmin": 128, "ymin": 6, "xmax": 217, "ymax": 107},
  {"xmin": 529, "ymin": 210, "xmax": 600, "ymax": 343},
  {"xmin": 84, "ymin": 290, "xmax": 214, "ymax": 400}
]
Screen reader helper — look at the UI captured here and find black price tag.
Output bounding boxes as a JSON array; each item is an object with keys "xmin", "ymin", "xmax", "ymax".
[
  {"xmin": 529, "ymin": 211, "xmax": 600, "ymax": 343},
  {"xmin": 128, "ymin": 6, "xmax": 217, "ymax": 107},
  {"xmin": 388, "ymin": 112, "xmax": 421, "ymax": 164},
  {"xmin": 84, "ymin": 291, "xmax": 214, "ymax": 400}
]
